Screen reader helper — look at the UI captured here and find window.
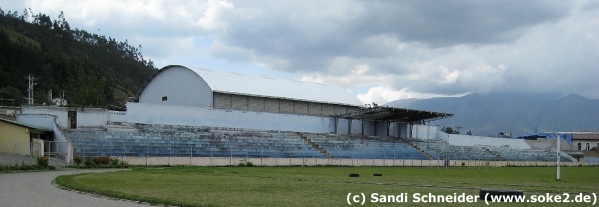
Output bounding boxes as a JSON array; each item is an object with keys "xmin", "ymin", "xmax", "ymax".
[
  {"xmin": 586, "ymin": 143, "xmax": 591, "ymax": 151},
  {"xmin": 162, "ymin": 96, "xmax": 167, "ymax": 101},
  {"xmin": 577, "ymin": 143, "xmax": 582, "ymax": 150}
]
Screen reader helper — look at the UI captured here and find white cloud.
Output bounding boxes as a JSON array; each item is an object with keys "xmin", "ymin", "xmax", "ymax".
[
  {"xmin": 196, "ymin": 0, "xmax": 236, "ymax": 31},
  {"xmin": 300, "ymin": 63, "xmax": 387, "ymax": 88},
  {"xmin": 2, "ymin": 0, "xmax": 597, "ymax": 101},
  {"xmin": 357, "ymin": 87, "xmax": 468, "ymax": 105}
]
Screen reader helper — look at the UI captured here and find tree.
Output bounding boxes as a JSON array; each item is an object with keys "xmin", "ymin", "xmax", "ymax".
[
  {"xmin": 0, "ymin": 9, "xmax": 156, "ymax": 107},
  {"xmin": 466, "ymin": 130, "xmax": 472, "ymax": 135},
  {"xmin": 0, "ymin": 86, "xmax": 24, "ymax": 106},
  {"xmin": 66, "ymin": 70, "xmax": 112, "ymax": 107},
  {"xmin": 442, "ymin": 126, "xmax": 454, "ymax": 134}
]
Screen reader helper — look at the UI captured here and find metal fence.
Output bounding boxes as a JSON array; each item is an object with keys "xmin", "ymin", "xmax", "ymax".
[
  {"xmin": 0, "ymin": 141, "xmax": 69, "ymax": 166},
  {"xmin": 70, "ymin": 143, "xmax": 599, "ymax": 167},
  {"xmin": 74, "ymin": 144, "xmax": 430, "ymax": 160}
]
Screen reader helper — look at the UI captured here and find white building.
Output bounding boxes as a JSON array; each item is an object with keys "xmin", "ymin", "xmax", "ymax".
[
  {"xmin": 136, "ymin": 65, "xmax": 363, "ymax": 115},
  {"xmin": 129, "ymin": 65, "xmax": 451, "ymax": 135},
  {"xmin": 17, "ymin": 65, "xmax": 452, "ymax": 136}
]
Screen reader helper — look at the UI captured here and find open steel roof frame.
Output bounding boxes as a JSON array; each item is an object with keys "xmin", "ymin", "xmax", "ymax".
[{"xmin": 332, "ymin": 106, "xmax": 453, "ymax": 123}]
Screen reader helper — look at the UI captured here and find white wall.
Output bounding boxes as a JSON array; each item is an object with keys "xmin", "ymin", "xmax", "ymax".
[
  {"xmin": 410, "ymin": 125, "xmax": 439, "ymax": 140},
  {"xmin": 435, "ymin": 130, "xmax": 532, "ymax": 149},
  {"xmin": 16, "ymin": 114, "xmax": 55, "ymax": 130},
  {"xmin": 126, "ymin": 103, "xmax": 331, "ymax": 133},
  {"xmin": 20, "ymin": 106, "xmax": 108, "ymax": 128},
  {"xmin": 108, "ymin": 111, "xmax": 127, "ymax": 123},
  {"xmin": 21, "ymin": 106, "xmax": 68, "ymax": 127},
  {"xmin": 405, "ymin": 124, "xmax": 531, "ymax": 149},
  {"xmin": 77, "ymin": 108, "xmax": 108, "ymax": 127},
  {"xmin": 138, "ymin": 66, "xmax": 213, "ymax": 107},
  {"xmin": 16, "ymin": 114, "xmax": 72, "ymax": 163}
]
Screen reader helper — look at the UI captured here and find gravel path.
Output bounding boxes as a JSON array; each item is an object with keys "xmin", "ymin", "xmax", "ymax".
[{"xmin": 0, "ymin": 169, "xmax": 154, "ymax": 207}]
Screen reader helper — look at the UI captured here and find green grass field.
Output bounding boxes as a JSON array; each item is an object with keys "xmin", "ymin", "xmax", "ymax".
[{"xmin": 55, "ymin": 166, "xmax": 598, "ymax": 207}]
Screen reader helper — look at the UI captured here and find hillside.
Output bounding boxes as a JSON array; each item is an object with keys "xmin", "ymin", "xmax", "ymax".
[
  {"xmin": 386, "ymin": 93, "xmax": 599, "ymax": 137},
  {"xmin": 0, "ymin": 9, "xmax": 157, "ymax": 107}
]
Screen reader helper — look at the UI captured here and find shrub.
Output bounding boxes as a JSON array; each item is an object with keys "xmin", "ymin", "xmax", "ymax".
[
  {"xmin": 84, "ymin": 157, "xmax": 96, "ymax": 167},
  {"xmin": 37, "ymin": 156, "xmax": 49, "ymax": 168},
  {"xmin": 93, "ymin": 157, "xmax": 111, "ymax": 165},
  {"xmin": 237, "ymin": 162, "xmax": 255, "ymax": 167},
  {"xmin": 110, "ymin": 158, "xmax": 120, "ymax": 166},
  {"xmin": 74, "ymin": 156, "xmax": 83, "ymax": 166}
]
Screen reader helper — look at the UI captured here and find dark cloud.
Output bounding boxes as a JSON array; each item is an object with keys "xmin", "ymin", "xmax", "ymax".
[
  {"xmin": 352, "ymin": 1, "xmax": 571, "ymax": 46},
  {"xmin": 209, "ymin": 0, "xmax": 572, "ymax": 74}
]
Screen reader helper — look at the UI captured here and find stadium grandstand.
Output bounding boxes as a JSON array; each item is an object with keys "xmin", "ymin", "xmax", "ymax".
[{"xmin": 12, "ymin": 65, "xmax": 586, "ymax": 166}]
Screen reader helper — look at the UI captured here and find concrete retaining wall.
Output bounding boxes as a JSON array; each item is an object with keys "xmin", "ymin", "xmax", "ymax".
[
  {"xmin": 437, "ymin": 130, "xmax": 532, "ymax": 150},
  {"xmin": 118, "ymin": 157, "xmax": 589, "ymax": 167},
  {"xmin": 20, "ymin": 106, "xmax": 108, "ymax": 128}
]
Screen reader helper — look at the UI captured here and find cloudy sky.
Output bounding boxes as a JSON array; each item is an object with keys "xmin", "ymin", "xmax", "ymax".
[{"xmin": 3, "ymin": 0, "xmax": 598, "ymax": 104}]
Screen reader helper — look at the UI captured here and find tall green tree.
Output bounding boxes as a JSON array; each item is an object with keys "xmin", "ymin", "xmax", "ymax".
[
  {"xmin": 0, "ymin": 86, "xmax": 24, "ymax": 106},
  {"xmin": 0, "ymin": 9, "xmax": 157, "ymax": 107}
]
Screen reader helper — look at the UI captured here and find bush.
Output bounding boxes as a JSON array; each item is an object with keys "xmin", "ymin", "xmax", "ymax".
[
  {"xmin": 84, "ymin": 157, "xmax": 96, "ymax": 167},
  {"xmin": 37, "ymin": 156, "xmax": 49, "ymax": 168},
  {"xmin": 110, "ymin": 158, "xmax": 120, "ymax": 166},
  {"xmin": 93, "ymin": 157, "xmax": 111, "ymax": 165},
  {"xmin": 237, "ymin": 161, "xmax": 254, "ymax": 167},
  {"xmin": 74, "ymin": 156, "xmax": 83, "ymax": 166}
]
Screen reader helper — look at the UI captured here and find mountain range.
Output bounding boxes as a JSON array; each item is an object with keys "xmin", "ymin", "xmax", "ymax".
[{"xmin": 385, "ymin": 93, "xmax": 599, "ymax": 137}]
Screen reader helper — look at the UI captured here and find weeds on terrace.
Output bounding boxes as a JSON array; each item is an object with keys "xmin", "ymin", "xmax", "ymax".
[
  {"xmin": 0, "ymin": 161, "xmax": 55, "ymax": 173},
  {"xmin": 237, "ymin": 161, "xmax": 254, "ymax": 167},
  {"xmin": 74, "ymin": 156, "xmax": 128, "ymax": 168},
  {"xmin": 36, "ymin": 156, "xmax": 49, "ymax": 168}
]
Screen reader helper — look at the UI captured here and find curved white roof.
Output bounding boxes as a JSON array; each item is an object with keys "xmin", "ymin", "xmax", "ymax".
[{"xmin": 183, "ymin": 66, "xmax": 363, "ymax": 106}]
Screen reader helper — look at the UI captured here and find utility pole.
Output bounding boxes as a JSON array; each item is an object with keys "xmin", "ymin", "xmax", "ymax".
[
  {"xmin": 61, "ymin": 90, "xmax": 65, "ymax": 106},
  {"xmin": 25, "ymin": 74, "xmax": 37, "ymax": 105}
]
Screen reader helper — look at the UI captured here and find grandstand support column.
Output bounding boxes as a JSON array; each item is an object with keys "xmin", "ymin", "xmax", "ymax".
[
  {"xmin": 333, "ymin": 117, "xmax": 338, "ymax": 134},
  {"xmin": 386, "ymin": 122, "xmax": 390, "ymax": 137},
  {"xmin": 374, "ymin": 121, "xmax": 377, "ymax": 136},
  {"xmin": 397, "ymin": 122, "xmax": 401, "ymax": 139},
  {"xmin": 361, "ymin": 120, "xmax": 364, "ymax": 135},
  {"xmin": 348, "ymin": 118, "xmax": 352, "ymax": 135}
]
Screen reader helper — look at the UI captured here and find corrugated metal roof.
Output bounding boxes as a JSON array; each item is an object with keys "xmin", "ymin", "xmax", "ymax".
[{"xmin": 181, "ymin": 67, "xmax": 363, "ymax": 106}]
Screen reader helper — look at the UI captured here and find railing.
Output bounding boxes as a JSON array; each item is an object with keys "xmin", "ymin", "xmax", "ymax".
[{"xmin": 0, "ymin": 141, "xmax": 68, "ymax": 166}]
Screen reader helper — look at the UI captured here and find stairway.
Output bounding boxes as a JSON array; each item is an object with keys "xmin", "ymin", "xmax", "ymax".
[
  {"xmin": 296, "ymin": 132, "xmax": 334, "ymax": 159},
  {"xmin": 400, "ymin": 139, "xmax": 435, "ymax": 160},
  {"xmin": 482, "ymin": 147, "xmax": 506, "ymax": 161}
]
